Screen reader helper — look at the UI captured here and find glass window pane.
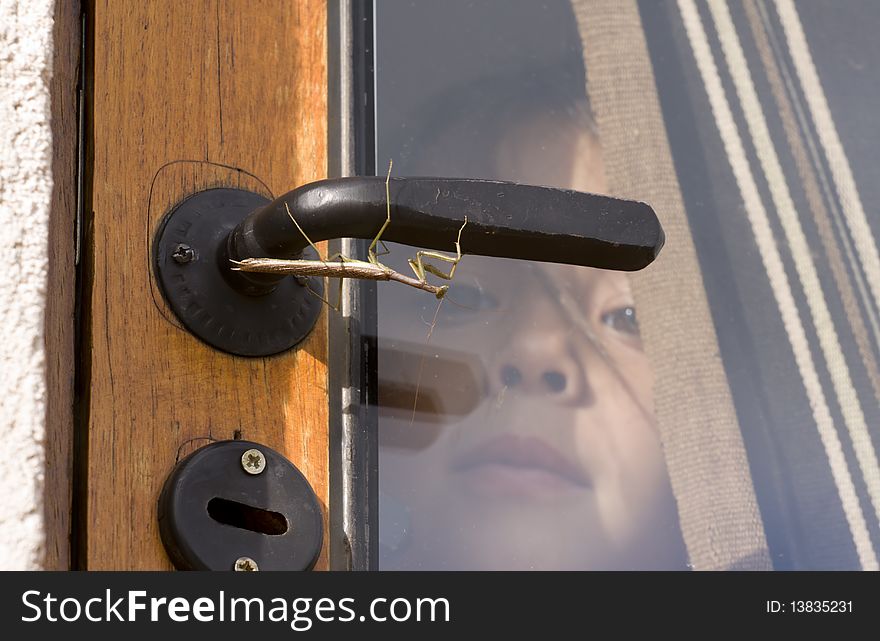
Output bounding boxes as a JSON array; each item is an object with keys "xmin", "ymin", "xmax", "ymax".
[
  {"xmin": 372, "ymin": 0, "xmax": 880, "ymax": 570},
  {"xmin": 375, "ymin": 0, "xmax": 687, "ymax": 570}
]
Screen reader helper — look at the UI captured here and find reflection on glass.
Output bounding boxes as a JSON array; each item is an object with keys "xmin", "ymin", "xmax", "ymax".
[{"xmin": 376, "ymin": 0, "xmax": 688, "ymax": 569}]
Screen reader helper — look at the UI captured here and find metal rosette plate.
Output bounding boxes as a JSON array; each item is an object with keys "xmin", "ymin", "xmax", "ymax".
[{"xmin": 154, "ymin": 188, "xmax": 323, "ymax": 357}]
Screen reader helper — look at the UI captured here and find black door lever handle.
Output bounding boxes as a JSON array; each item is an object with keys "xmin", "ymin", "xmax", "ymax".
[
  {"xmin": 154, "ymin": 177, "xmax": 664, "ymax": 357},
  {"xmin": 230, "ymin": 176, "xmax": 663, "ymax": 276}
]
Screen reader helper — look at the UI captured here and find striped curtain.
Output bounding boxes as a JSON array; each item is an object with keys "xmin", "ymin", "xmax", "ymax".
[{"xmin": 582, "ymin": 0, "xmax": 880, "ymax": 569}]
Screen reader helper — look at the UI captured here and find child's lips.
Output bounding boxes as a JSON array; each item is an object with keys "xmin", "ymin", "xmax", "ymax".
[{"xmin": 451, "ymin": 434, "xmax": 592, "ymax": 498}]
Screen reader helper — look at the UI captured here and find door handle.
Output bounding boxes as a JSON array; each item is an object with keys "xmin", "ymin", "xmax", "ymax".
[{"xmin": 154, "ymin": 177, "xmax": 664, "ymax": 357}]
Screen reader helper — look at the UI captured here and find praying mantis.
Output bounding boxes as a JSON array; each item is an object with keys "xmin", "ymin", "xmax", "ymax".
[{"xmin": 231, "ymin": 160, "xmax": 468, "ymax": 307}]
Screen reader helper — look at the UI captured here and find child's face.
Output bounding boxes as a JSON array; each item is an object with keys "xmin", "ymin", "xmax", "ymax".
[
  {"xmin": 379, "ymin": 257, "xmax": 683, "ymax": 569},
  {"xmin": 377, "ymin": 122, "xmax": 686, "ymax": 569}
]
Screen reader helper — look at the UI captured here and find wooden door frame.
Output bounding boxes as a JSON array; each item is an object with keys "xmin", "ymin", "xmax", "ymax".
[
  {"xmin": 45, "ymin": 0, "xmax": 83, "ymax": 571},
  {"xmin": 79, "ymin": 0, "xmax": 331, "ymax": 570}
]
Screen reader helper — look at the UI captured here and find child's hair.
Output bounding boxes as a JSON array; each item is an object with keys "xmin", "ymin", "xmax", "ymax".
[{"xmin": 383, "ymin": 61, "xmax": 598, "ymax": 180}]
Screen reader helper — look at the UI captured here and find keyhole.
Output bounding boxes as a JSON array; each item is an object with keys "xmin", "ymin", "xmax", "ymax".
[{"xmin": 207, "ymin": 497, "xmax": 289, "ymax": 535}]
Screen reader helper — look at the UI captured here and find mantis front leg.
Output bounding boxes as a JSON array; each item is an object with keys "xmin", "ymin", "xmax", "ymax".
[
  {"xmin": 407, "ymin": 216, "xmax": 468, "ymax": 293},
  {"xmin": 368, "ymin": 159, "xmax": 394, "ymax": 266}
]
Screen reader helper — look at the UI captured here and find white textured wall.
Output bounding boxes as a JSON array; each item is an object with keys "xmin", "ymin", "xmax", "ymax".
[{"xmin": 0, "ymin": 0, "xmax": 55, "ymax": 569}]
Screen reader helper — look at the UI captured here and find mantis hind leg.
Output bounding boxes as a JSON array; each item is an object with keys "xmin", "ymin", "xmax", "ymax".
[{"xmin": 299, "ymin": 273, "xmax": 344, "ymax": 313}]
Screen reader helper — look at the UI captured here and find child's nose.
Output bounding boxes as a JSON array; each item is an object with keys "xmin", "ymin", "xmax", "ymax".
[{"xmin": 492, "ymin": 331, "xmax": 593, "ymax": 405}]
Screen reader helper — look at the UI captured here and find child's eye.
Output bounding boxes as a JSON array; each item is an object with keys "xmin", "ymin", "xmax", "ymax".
[
  {"xmin": 601, "ymin": 305, "xmax": 640, "ymax": 337},
  {"xmin": 438, "ymin": 282, "xmax": 500, "ymax": 323},
  {"xmin": 448, "ymin": 282, "xmax": 495, "ymax": 308}
]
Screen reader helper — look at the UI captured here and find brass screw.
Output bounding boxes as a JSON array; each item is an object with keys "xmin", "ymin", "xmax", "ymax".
[
  {"xmin": 234, "ymin": 557, "xmax": 259, "ymax": 572},
  {"xmin": 241, "ymin": 448, "xmax": 266, "ymax": 475}
]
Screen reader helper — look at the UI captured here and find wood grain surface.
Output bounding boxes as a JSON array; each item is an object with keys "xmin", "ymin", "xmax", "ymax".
[
  {"xmin": 45, "ymin": 0, "xmax": 82, "ymax": 570},
  {"xmin": 84, "ymin": 0, "xmax": 328, "ymax": 570}
]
